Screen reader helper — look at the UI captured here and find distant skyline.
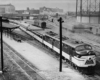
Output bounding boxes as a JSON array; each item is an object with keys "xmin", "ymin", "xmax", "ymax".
[{"xmin": 0, "ymin": 0, "xmax": 76, "ymax": 12}]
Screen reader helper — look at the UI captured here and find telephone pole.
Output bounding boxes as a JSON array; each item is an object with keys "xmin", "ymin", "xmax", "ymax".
[
  {"xmin": 0, "ymin": 16, "xmax": 4, "ymax": 73},
  {"xmin": 58, "ymin": 17, "xmax": 64, "ymax": 72}
]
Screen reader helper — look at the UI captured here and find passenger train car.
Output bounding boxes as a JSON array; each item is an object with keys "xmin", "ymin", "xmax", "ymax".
[{"xmin": 29, "ymin": 29, "xmax": 96, "ymax": 74}]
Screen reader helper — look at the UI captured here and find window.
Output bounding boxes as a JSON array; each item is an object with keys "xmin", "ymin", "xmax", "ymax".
[
  {"xmin": 62, "ymin": 43, "xmax": 69, "ymax": 53},
  {"xmin": 54, "ymin": 39, "xmax": 60, "ymax": 49},
  {"xmin": 75, "ymin": 44, "xmax": 92, "ymax": 51},
  {"xmin": 48, "ymin": 37, "xmax": 53, "ymax": 44},
  {"xmin": 44, "ymin": 35, "xmax": 53, "ymax": 44}
]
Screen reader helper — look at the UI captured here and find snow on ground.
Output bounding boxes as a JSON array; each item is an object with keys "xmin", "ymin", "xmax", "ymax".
[
  {"xmin": 3, "ymin": 35, "xmax": 86, "ymax": 80},
  {"xmin": 79, "ymin": 32, "xmax": 100, "ymax": 43}
]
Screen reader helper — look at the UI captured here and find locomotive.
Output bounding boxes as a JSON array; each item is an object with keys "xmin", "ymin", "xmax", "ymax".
[{"xmin": 29, "ymin": 29, "xmax": 96, "ymax": 74}]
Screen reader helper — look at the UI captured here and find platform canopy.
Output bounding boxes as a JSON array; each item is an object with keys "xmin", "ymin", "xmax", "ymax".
[
  {"xmin": 2, "ymin": 13, "xmax": 29, "ymax": 18},
  {"xmin": 1, "ymin": 22, "xmax": 19, "ymax": 29}
]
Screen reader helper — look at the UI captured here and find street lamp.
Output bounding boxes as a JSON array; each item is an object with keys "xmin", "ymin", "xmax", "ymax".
[
  {"xmin": 58, "ymin": 17, "xmax": 64, "ymax": 72},
  {"xmin": 0, "ymin": 16, "xmax": 4, "ymax": 73}
]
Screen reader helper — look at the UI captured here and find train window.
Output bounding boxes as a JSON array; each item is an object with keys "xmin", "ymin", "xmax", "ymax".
[
  {"xmin": 54, "ymin": 39, "xmax": 60, "ymax": 49},
  {"xmin": 75, "ymin": 44, "xmax": 92, "ymax": 51},
  {"xmin": 44, "ymin": 35, "xmax": 50, "ymax": 41},
  {"xmin": 39, "ymin": 34, "xmax": 42, "ymax": 38},
  {"xmin": 76, "ymin": 51, "xmax": 95, "ymax": 57},
  {"xmin": 44, "ymin": 35, "xmax": 53, "ymax": 44},
  {"xmin": 43, "ymin": 36, "xmax": 45, "ymax": 40},
  {"xmin": 62, "ymin": 43, "xmax": 69, "ymax": 53},
  {"xmin": 48, "ymin": 37, "xmax": 53, "ymax": 44}
]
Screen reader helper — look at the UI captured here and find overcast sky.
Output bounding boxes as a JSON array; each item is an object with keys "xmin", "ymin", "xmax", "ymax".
[{"xmin": 0, "ymin": 0, "xmax": 76, "ymax": 12}]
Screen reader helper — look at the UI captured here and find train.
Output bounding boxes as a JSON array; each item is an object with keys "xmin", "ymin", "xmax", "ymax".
[
  {"xmin": 10, "ymin": 20, "xmax": 96, "ymax": 74},
  {"xmin": 27, "ymin": 28, "xmax": 96, "ymax": 74}
]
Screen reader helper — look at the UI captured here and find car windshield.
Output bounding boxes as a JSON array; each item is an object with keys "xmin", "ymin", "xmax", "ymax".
[{"xmin": 75, "ymin": 44, "xmax": 92, "ymax": 51}]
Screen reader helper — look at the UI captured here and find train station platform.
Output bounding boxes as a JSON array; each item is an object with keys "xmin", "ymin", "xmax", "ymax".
[
  {"xmin": 3, "ymin": 35, "xmax": 86, "ymax": 80},
  {"xmin": 2, "ymin": 22, "xmax": 19, "ymax": 29},
  {"xmin": 9, "ymin": 20, "xmax": 43, "ymax": 31}
]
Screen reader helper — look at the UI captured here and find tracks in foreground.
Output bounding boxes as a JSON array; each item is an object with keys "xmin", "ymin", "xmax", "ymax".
[{"xmin": 3, "ymin": 42, "xmax": 45, "ymax": 80}]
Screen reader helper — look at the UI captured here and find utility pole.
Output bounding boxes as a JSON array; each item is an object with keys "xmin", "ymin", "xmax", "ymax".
[
  {"xmin": 89, "ymin": 0, "xmax": 91, "ymax": 23},
  {"xmin": 58, "ymin": 17, "xmax": 64, "ymax": 72},
  {"xmin": 99, "ymin": 0, "xmax": 100, "ymax": 23},
  {"xmin": 0, "ymin": 16, "xmax": 4, "ymax": 73},
  {"xmin": 80, "ymin": 0, "xmax": 82, "ymax": 22},
  {"xmin": 76, "ymin": 0, "xmax": 78, "ymax": 17}
]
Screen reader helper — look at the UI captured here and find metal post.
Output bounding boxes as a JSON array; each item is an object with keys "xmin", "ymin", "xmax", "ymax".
[
  {"xmin": 58, "ymin": 17, "xmax": 64, "ymax": 72},
  {"xmin": 99, "ymin": 0, "xmax": 100, "ymax": 24},
  {"xmin": 0, "ymin": 16, "xmax": 4, "ymax": 73},
  {"xmin": 80, "ymin": 0, "xmax": 82, "ymax": 22},
  {"xmin": 76, "ymin": 0, "xmax": 78, "ymax": 17},
  {"xmin": 89, "ymin": 0, "xmax": 91, "ymax": 23},
  {"xmin": 87, "ymin": 0, "xmax": 89, "ymax": 15},
  {"xmin": 95, "ymin": 0, "xmax": 96, "ymax": 12}
]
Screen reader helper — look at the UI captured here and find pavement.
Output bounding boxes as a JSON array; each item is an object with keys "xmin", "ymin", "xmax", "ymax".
[{"xmin": 3, "ymin": 34, "xmax": 86, "ymax": 80}]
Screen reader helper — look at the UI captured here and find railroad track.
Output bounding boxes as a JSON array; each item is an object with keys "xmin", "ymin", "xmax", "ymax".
[{"xmin": 3, "ymin": 40, "xmax": 45, "ymax": 80}]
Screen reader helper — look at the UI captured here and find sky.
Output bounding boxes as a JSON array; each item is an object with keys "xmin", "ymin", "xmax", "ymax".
[{"xmin": 0, "ymin": 0, "xmax": 76, "ymax": 12}]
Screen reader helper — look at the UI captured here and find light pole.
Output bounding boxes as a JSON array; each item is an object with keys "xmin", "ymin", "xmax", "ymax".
[
  {"xmin": 58, "ymin": 17, "xmax": 64, "ymax": 72},
  {"xmin": 0, "ymin": 16, "xmax": 4, "ymax": 73}
]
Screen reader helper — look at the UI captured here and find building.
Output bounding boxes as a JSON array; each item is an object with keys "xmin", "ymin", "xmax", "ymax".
[
  {"xmin": 29, "ymin": 9, "xmax": 40, "ymax": 15},
  {"xmin": 16, "ymin": 8, "xmax": 40, "ymax": 15},
  {"xmin": 0, "ymin": 4, "xmax": 15, "ymax": 15},
  {"xmin": 40, "ymin": 7, "xmax": 64, "ymax": 15},
  {"xmin": 16, "ymin": 10, "xmax": 25, "ymax": 14}
]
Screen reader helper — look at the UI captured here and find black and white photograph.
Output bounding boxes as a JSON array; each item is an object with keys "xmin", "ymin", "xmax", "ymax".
[{"xmin": 0, "ymin": 0, "xmax": 100, "ymax": 80}]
